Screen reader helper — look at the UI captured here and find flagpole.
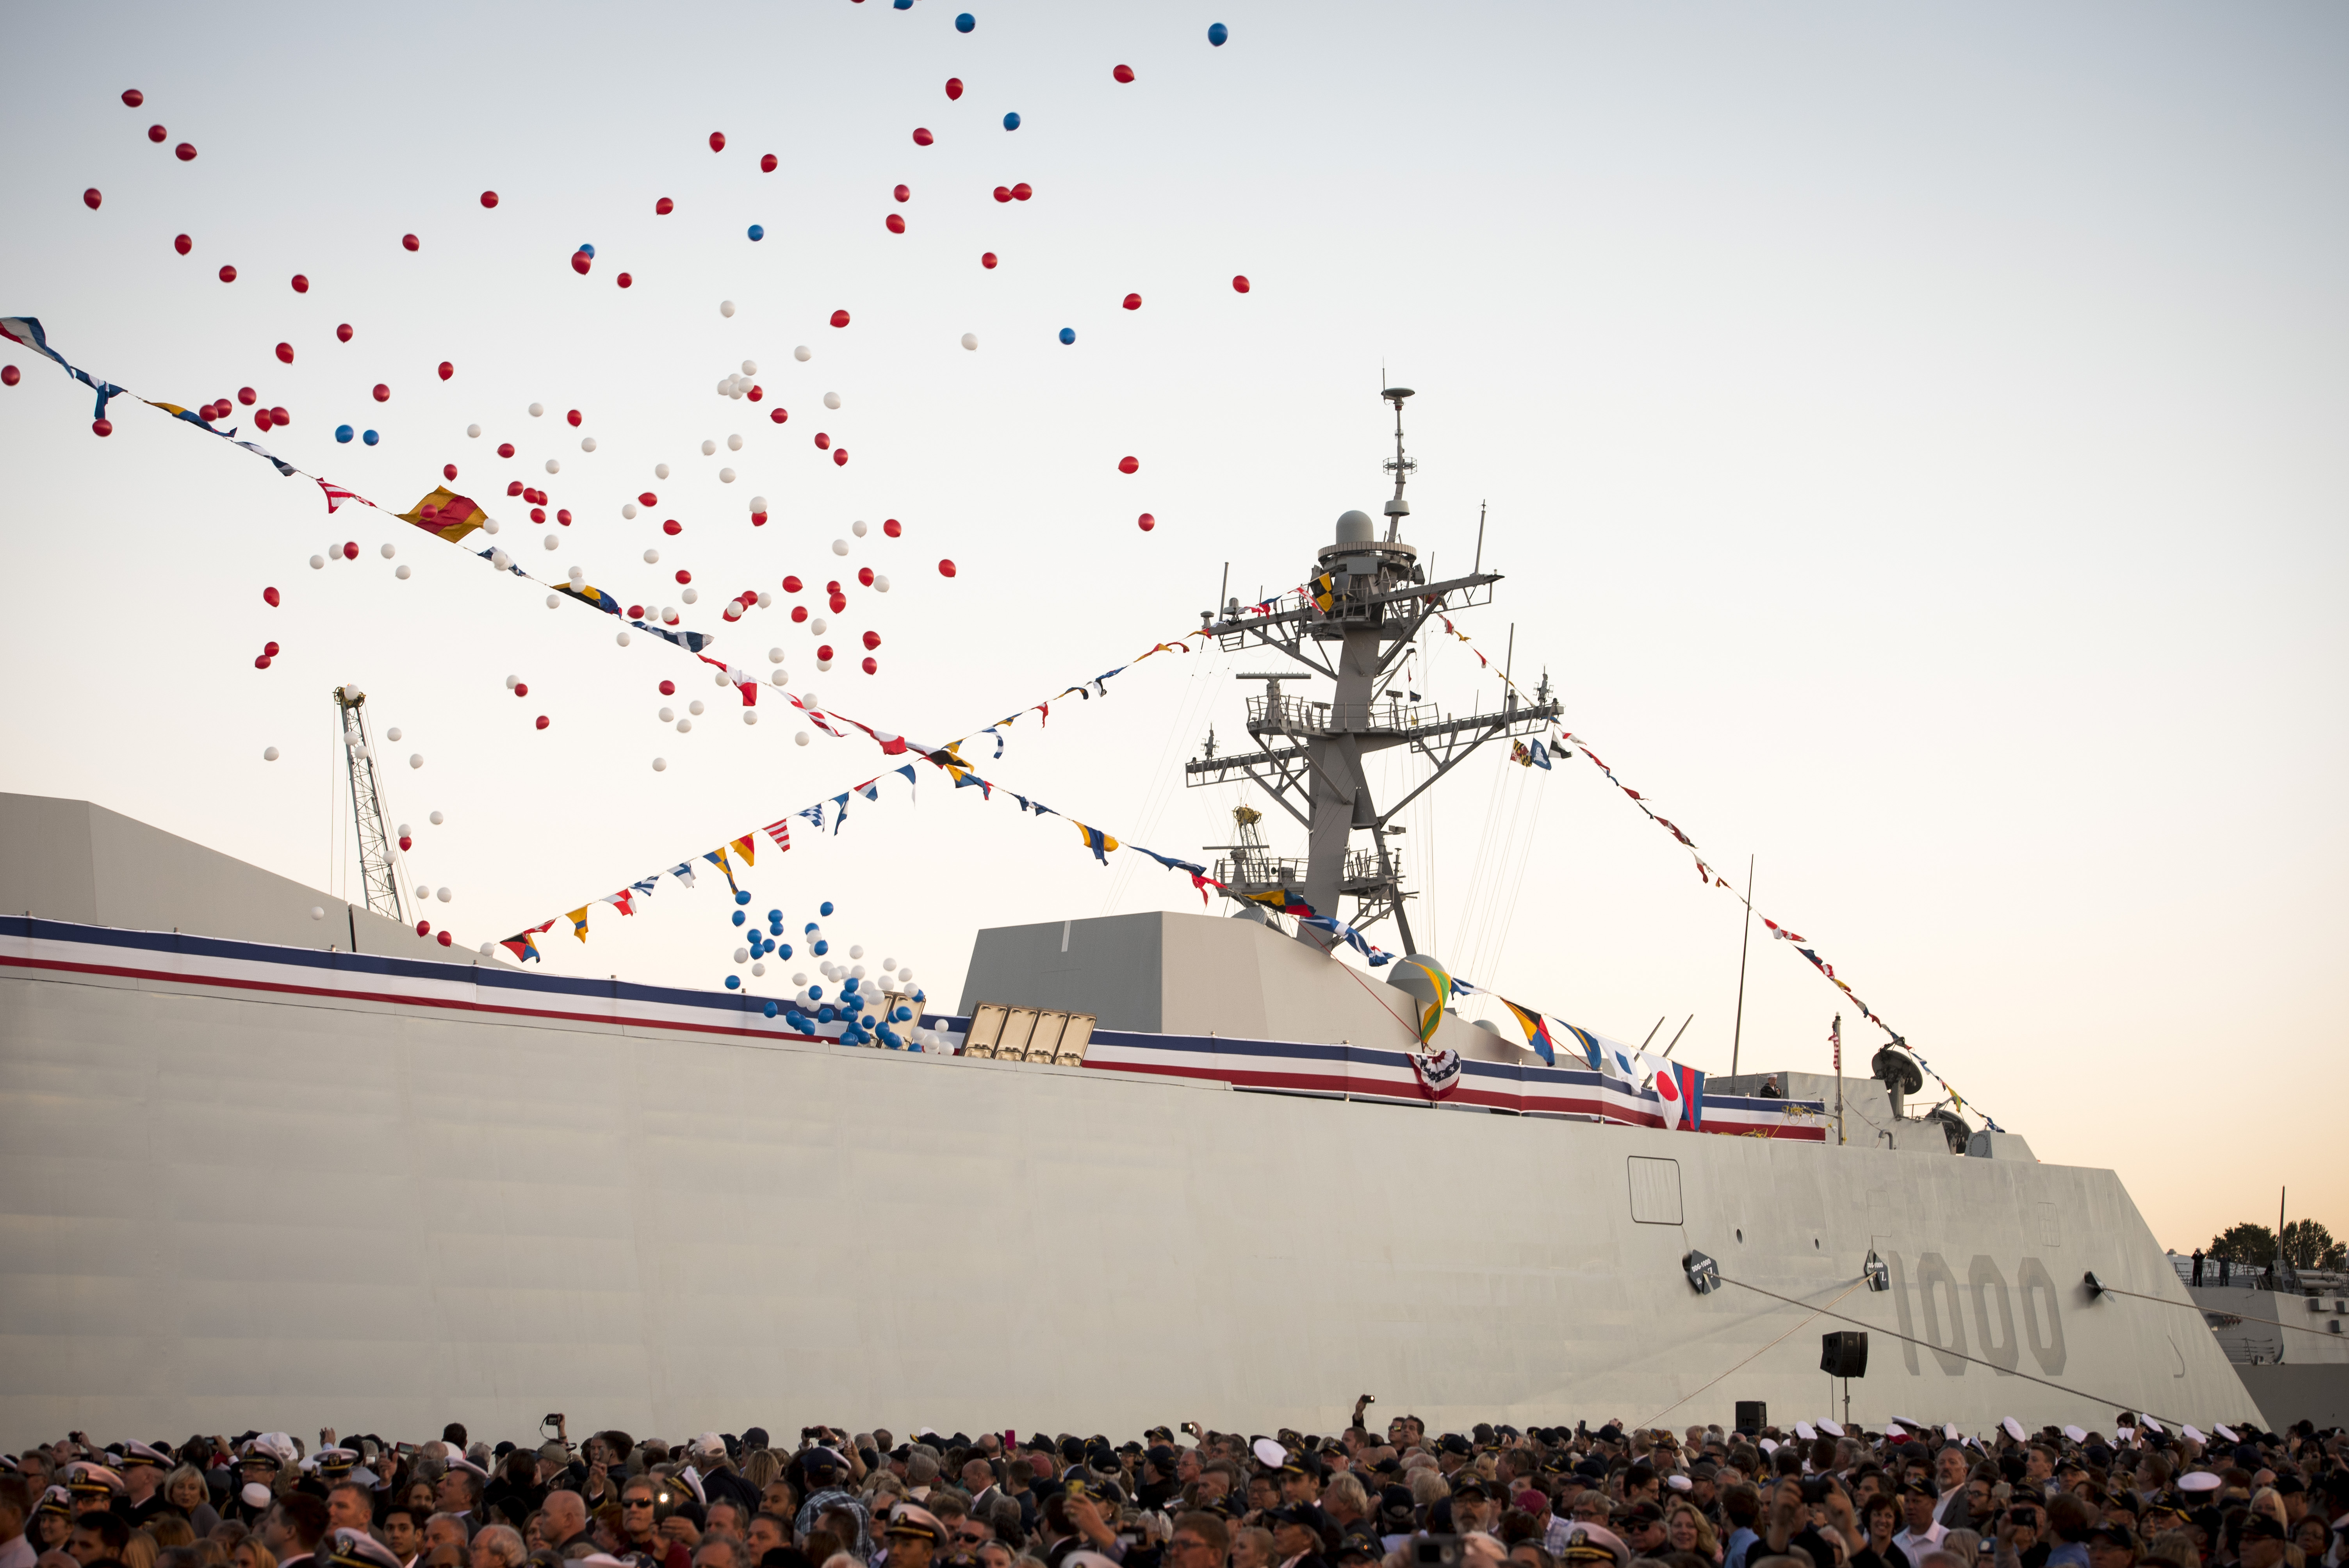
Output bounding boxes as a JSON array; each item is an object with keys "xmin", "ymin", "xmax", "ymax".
[
  {"xmin": 1731, "ymin": 855, "xmax": 1754, "ymax": 1078},
  {"xmin": 1832, "ymin": 1013, "xmax": 1844, "ymax": 1146}
]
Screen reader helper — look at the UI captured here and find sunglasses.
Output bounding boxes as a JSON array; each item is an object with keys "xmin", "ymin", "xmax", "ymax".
[{"xmin": 622, "ymin": 1500, "xmax": 654, "ymax": 1510}]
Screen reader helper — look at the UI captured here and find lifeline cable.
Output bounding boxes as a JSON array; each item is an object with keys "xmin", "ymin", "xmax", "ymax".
[
  {"xmin": 2089, "ymin": 1279, "xmax": 2349, "ymax": 1342},
  {"xmin": 1636, "ymin": 1275, "xmax": 1871, "ymax": 1431},
  {"xmin": 1714, "ymin": 1271, "xmax": 2196, "ymax": 1429}
]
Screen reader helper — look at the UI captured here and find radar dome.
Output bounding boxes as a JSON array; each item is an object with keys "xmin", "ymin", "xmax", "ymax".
[{"xmin": 1334, "ymin": 509, "xmax": 1376, "ymax": 544}]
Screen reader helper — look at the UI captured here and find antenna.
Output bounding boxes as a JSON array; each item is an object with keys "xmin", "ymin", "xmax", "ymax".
[
  {"xmin": 333, "ymin": 685, "xmax": 406, "ymax": 923},
  {"xmin": 1730, "ymin": 855, "xmax": 1754, "ymax": 1076},
  {"xmin": 1473, "ymin": 501, "xmax": 1486, "ymax": 575},
  {"xmin": 1381, "ymin": 384, "xmax": 1415, "ymax": 541}
]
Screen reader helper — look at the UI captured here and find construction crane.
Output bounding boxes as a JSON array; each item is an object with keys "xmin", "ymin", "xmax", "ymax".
[{"xmin": 333, "ymin": 684, "xmax": 407, "ymax": 923}]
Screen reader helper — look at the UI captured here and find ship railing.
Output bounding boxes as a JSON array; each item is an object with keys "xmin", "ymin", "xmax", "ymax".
[{"xmin": 1244, "ymin": 695, "xmax": 1444, "ymax": 736}]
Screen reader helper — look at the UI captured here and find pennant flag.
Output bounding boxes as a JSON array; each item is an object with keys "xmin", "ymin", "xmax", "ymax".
[
  {"xmin": 499, "ymin": 922, "xmax": 552, "ymax": 963},
  {"xmin": 567, "ymin": 906, "xmax": 591, "ymax": 943},
  {"xmin": 857, "ymin": 780, "xmax": 880, "ymax": 803},
  {"xmin": 1501, "ymin": 998, "xmax": 1557, "ymax": 1066},
  {"xmin": 556, "ymin": 581, "xmax": 626, "ymax": 616},
  {"xmin": 629, "ymin": 874, "xmax": 661, "ymax": 899},
  {"xmin": 1672, "ymin": 1063, "xmax": 1705, "ymax": 1130},
  {"xmin": 1244, "ymin": 887, "xmax": 1317, "ymax": 919},
  {"xmin": 317, "ymin": 478, "xmax": 363, "ymax": 513},
  {"xmin": 232, "ymin": 439, "xmax": 298, "ymax": 477},
  {"xmin": 761, "ymin": 818, "xmax": 791, "ymax": 854},
  {"xmin": 1394, "ymin": 954, "xmax": 1452, "ymax": 1044},
  {"xmin": 831, "ymin": 791, "xmax": 850, "ymax": 832},
  {"xmin": 895, "ymin": 764, "xmax": 917, "ymax": 789},
  {"xmin": 668, "ymin": 861, "xmax": 698, "ymax": 888},
  {"xmin": 1654, "ymin": 1061, "xmax": 1687, "ymax": 1130},
  {"xmin": 635, "ymin": 621, "xmax": 718, "ymax": 654},
  {"xmin": 797, "ymin": 804, "xmax": 826, "ymax": 831},
  {"xmin": 703, "ymin": 846, "xmax": 739, "ymax": 894},
  {"xmin": 730, "ymin": 834, "xmax": 757, "ymax": 867},
  {"xmin": 1073, "ymin": 821, "xmax": 1119, "ymax": 864},
  {"xmin": 398, "ymin": 485, "xmax": 489, "ymax": 543},
  {"xmin": 599, "ymin": 889, "xmax": 637, "ymax": 916}
]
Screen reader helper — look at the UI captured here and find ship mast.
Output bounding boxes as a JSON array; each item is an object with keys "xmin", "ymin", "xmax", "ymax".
[
  {"xmin": 333, "ymin": 684, "xmax": 408, "ymax": 923},
  {"xmin": 1186, "ymin": 388, "xmax": 1561, "ymax": 953}
]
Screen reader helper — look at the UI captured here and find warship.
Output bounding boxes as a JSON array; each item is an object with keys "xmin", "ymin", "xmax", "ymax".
[{"xmin": 0, "ymin": 392, "xmax": 2270, "ymax": 1443}]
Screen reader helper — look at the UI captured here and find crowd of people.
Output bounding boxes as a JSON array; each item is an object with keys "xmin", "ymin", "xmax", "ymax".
[{"xmin": 2, "ymin": 1404, "xmax": 2340, "ymax": 1568}]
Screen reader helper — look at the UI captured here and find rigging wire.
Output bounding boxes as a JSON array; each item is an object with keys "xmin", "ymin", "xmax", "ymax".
[
  {"xmin": 1637, "ymin": 1276, "xmax": 1870, "ymax": 1431},
  {"xmin": 1100, "ymin": 637, "xmax": 1226, "ymax": 913}
]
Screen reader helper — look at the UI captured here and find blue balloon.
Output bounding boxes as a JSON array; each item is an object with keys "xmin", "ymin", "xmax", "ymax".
[
  {"xmin": 955, "ymin": 11, "xmax": 974, "ymax": 30},
  {"xmin": 763, "ymin": 1001, "xmax": 779, "ymax": 1018},
  {"xmin": 1208, "ymin": 21, "xmax": 1228, "ymax": 45},
  {"xmin": 805, "ymin": 921, "xmax": 819, "ymax": 933},
  {"xmin": 734, "ymin": 889, "xmax": 751, "ymax": 905},
  {"xmin": 578, "ymin": 243, "xmax": 596, "ymax": 258},
  {"xmin": 813, "ymin": 939, "xmax": 829, "ymax": 955},
  {"xmin": 768, "ymin": 909, "xmax": 783, "ymax": 922},
  {"xmin": 1002, "ymin": 111, "xmax": 1021, "ymax": 131},
  {"xmin": 779, "ymin": 943, "xmax": 793, "ymax": 958},
  {"xmin": 731, "ymin": 910, "xmax": 746, "ymax": 926},
  {"xmin": 893, "ymin": 1005, "xmax": 913, "ymax": 1022},
  {"xmin": 895, "ymin": 0, "xmax": 913, "ymax": 9},
  {"xmin": 808, "ymin": 984, "xmax": 824, "ymax": 1000},
  {"xmin": 335, "ymin": 425, "xmax": 354, "ymax": 444},
  {"xmin": 819, "ymin": 901, "xmax": 835, "ymax": 916},
  {"xmin": 724, "ymin": 975, "xmax": 741, "ymax": 990},
  {"xmin": 747, "ymin": 224, "xmax": 765, "ymax": 241},
  {"xmin": 817, "ymin": 1005, "xmax": 836, "ymax": 1023},
  {"xmin": 363, "ymin": 429, "xmax": 380, "ymax": 446},
  {"xmin": 1059, "ymin": 327, "xmax": 1076, "ymax": 345}
]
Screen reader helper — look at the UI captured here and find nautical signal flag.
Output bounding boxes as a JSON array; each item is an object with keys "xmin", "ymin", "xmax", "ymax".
[
  {"xmin": 1073, "ymin": 821, "xmax": 1119, "ymax": 863},
  {"xmin": 1244, "ymin": 887, "xmax": 1317, "ymax": 918},
  {"xmin": 1501, "ymin": 998, "xmax": 1556, "ymax": 1066},
  {"xmin": 399, "ymin": 485, "xmax": 488, "ymax": 543},
  {"xmin": 499, "ymin": 919, "xmax": 554, "ymax": 964},
  {"xmin": 730, "ymin": 834, "xmax": 758, "ymax": 866},
  {"xmin": 704, "ymin": 845, "xmax": 740, "ymax": 893},
  {"xmin": 567, "ymin": 906, "xmax": 591, "ymax": 943},
  {"xmin": 1654, "ymin": 1062, "xmax": 1706, "ymax": 1130},
  {"xmin": 555, "ymin": 581, "xmax": 625, "ymax": 616}
]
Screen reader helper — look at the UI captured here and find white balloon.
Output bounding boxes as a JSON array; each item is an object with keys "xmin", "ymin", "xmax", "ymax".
[
  {"xmin": 652, "ymin": 756, "xmax": 667, "ymax": 771},
  {"xmin": 752, "ymin": 961, "xmax": 767, "ymax": 976},
  {"xmin": 727, "ymin": 433, "xmax": 744, "ymax": 452},
  {"xmin": 616, "ymin": 630, "xmax": 631, "ymax": 647},
  {"xmin": 743, "ymin": 709, "xmax": 758, "ymax": 725},
  {"xmin": 490, "ymin": 549, "xmax": 510, "ymax": 569},
  {"xmin": 769, "ymin": 646, "xmax": 786, "ymax": 663},
  {"xmin": 581, "ymin": 437, "xmax": 597, "ymax": 452},
  {"xmin": 831, "ymin": 538, "xmax": 850, "ymax": 556},
  {"xmin": 414, "ymin": 884, "xmax": 430, "ymax": 900},
  {"xmin": 717, "ymin": 377, "xmax": 736, "ymax": 396},
  {"xmin": 795, "ymin": 731, "xmax": 810, "ymax": 747},
  {"xmin": 467, "ymin": 423, "xmax": 483, "ymax": 438},
  {"xmin": 529, "ymin": 402, "xmax": 545, "ymax": 417},
  {"xmin": 816, "ymin": 656, "xmax": 832, "ymax": 670},
  {"xmin": 742, "ymin": 359, "xmax": 758, "ymax": 375},
  {"xmin": 961, "ymin": 333, "xmax": 978, "ymax": 351},
  {"xmin": 409, "ymin": 754, "xmax": 424, "ymax": 768},
  {"xmin": 850, "ymin": 945, "xmax": 865, "ymax": 960},
  {"xmin": 263, "ymin": 745, "xmax": 281, "ymax": 761},
  {"xmin": 481, "ymin": 517, "xmax": 499, "ymax": 534},
  {"xmin": 622, "ymin": 502, "xmax": 639, "ymax": 519},
  {"xmin": 661, "ymin": 606, "xmax": 678, "ymax": 624},
  {"xmin": 681, "ymin": 586, "xmax": 699, "ymax": 604},
  {"xmin": 873, "ymin": 574, "xmax": 890, "ymax": 593},
  {"xmin": 395, "ymin": 564, "xmax": 412, "ymax": 580},
  {"xmin": 701, "ymin": 439, "xmax": 717, "ymax": 456},
  {"xmin": 480, "ymin": 941, "xmax": 498, "ymax": 957},
  {"xmin": 823, "ymin": 392, "xmax": 842, "ymax": 411},
  {"xmin": 429, "ymin": 810, "xmax": 445, "ymax": 825},
  {"xmin": 852, "ymin": 519, "xmax": 869, "ymax": 537},
  {"xmin": 545, "ymin": 592, "xmax": 560, "ymax": 608},
  {"xmin": 810, "ymin": 617, "xmax": 827, "ymax": 634},
  {"xmin": 655, "ymin": 462, "xmax": 671, "ymax": 479},
  {"xmin": 505, "ymin": 674, "xmax": 519, "ymax": 689},
  {"xmin": 435, "ymin": 887, "xmax": 452, "ymax": 903},
  {"xmin": 644, "ymin": 548, "xmax": 661, "ymax": 563},
  {"xmin": 720, "ymin": 299, "xmax": 736, "ymax": 317},
  {"xmin": 659, "ymin": 707, "xmax": 675, "ymax": 722},
  {"xmin": 718, "ymin": 468, "xmax": 736, "ymax": 483},
  {"xmin": 544, "ymin": 458, "xmax": 560, "ymax": 474},
  {"xmin": 688, "ymin": 699, "xmax": 706, "ymax": 715},
  {"xmin": 883, "ymin": 957, "xmax": 897, "ymax": 971},
  {"xmin": 734, "ymin": 947, "xmax": 750, "ymax": 964},
  {"xmin": 676, "ymin": 718, "xmax": 692, "ymax": 732},
  {"xmin": 309, "ymin": 554, "xmax": 325, "ymax": 570},
  {"xmin": 750, "ymin": 494, "xmax": 769, "ymax": 512},
  {"xmin": 386, "ymin": 727, "xmax": 403, "ymax": 742},
  {"xmin": 770, "ymin": 668, "xmax": 790, "ymax": 685},
  {"xmin": 380, "ymin": 542, "xmax": 397, "ymax": 558},
  {"xmin": 793, "ymin": 344, "xmax": 811, "ymax": 362},
  {"xmin": 311, "ymin": 906, "xmax": 325, "ymax": 920},
  {"xmin": 568, "ymin": 565, "xmax": 586, "ymax": 582},
  {"xmin": 727, "ymin": 383, "xmax": 745, "ymax": 401},
  {"xmin": 756, "ymin": 590, "xmax": 772, "ymax": 608},
  {"xmin": 543, "ymin": 535, "xmax": 560, "ymax": 551}
]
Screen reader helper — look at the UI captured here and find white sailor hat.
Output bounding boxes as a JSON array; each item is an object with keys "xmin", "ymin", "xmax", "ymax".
[
  {"xmin": 315, "ymin": 1447, "xmax": 360, "ymax": 1477},
  {"xmin": 669, "ymin": 1470, "xmax": 707, "ymax": 1508},
  {"xmin": 2178, "ymin": 1472, "xmax": 2222, "ymax": 1495},
  {"xmin": 1253, "ymin": 1438, "xmax": 1287, "ymax": 1470},
  {"xmin": 446, "ymin": 1454, "xmax": 490, "ymax": 1481},
  {"xmin": 242, "ymin": 1484, "xmax": 274, "ymax": 1510},
  {"xmin": 34, "ymin": 1486, "xmax": 72, "ymax": 1520},
  {"xmin": 1819, "ymin": 1421, "xmax": 1845, "ymax": 1439},
  {"xmin": 1794, "ymin": 1423, "xmax": 1816, "ymax": 1442},
  {"xmin": 2063, "ymin": 1426, "xmax": 2087, "ymax": 1445},
  {"xmin": 2182, "ymin": 1426, "xmax": 2205, "ymax": 1445},
  {"xmin": 1758, "ymin": 1439, "xmax": 1779, "ymax": 1454},
  {"xmin": 1944, "ymin": 1425, "xmax": 1962, "ymax": 1443},
  {"xmin": 323, "ymin": 1527, "xmax": 406, "ymax": 1568},
  {"xmin": 121, "ymin": 1442, "xmax": 173, "ymax": 1471},
  {"xmin": 2214, "ymin": 1425, "xmax": 2239, "ymax": 1443},
  {"xmin": 2002, "ymin": 1418, "xmax": 2026, "ymax": 1443},
  {"xmin": 68, "ymin": 1463, "xmax": 125, "ymax": 1497},
  {"xmin": 2140, "ymin": 1417, "xmax": 2164, "ymax": 1435}
]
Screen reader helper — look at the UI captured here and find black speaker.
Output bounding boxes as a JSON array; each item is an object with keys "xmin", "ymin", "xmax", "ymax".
[
  {"xmin": 1821, "ymin": 1330, "xmax": 1869, "ymax": 1377},
  {"xmin": 1734, "ymin": 1401, "xmax": 1767, "ymax": 1435}
]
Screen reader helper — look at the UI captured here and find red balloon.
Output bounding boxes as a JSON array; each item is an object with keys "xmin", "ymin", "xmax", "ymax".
[
  {"xmin": 617, "ymin": 272, "xmax": 633, "ymax": 288},
  {"xmin": 122, "ymin": 89, "xmax": 144, "ymax": 107},
  {"xmin": 514, "ymin": 682, "xmax": 529, "ymax": 698},
  {"xmin": 770, "ymin": 406, "xmax": 788, "ymax": 423},
  {"xmin": 262, "ymin": 586, "xmax": 281, "ymax": 606},
  {"xmin": 274, "ymin": 342, "xmax": 294, "ymax": 364},
  {"xmin": 175, "ymin": 233, "xmax": 191, "ymax": 255},
  {"xmin": 825, "ymin": 579, "xmax": 841, "ymax": 594},
  {"xmin": 709, "ymin": 131, "xmax": 727, "ymax": 152},
  {"xmin": 750, "ymin": 510, "xmax": 767, "ymax": 526},
  {"xmin": 480, "ymin": 190, "xmax": 499, "ymax": 208},
  {"xmin": 861, "ymin": 657, "xmax": 877, "ymax": 675},
  {"xmin": 912, "ymin": 127, "xmax": 934, "ymax": 146},
  {"xmin": 336, "ymin": 323, "xmax": 352, "ymax": 342},
  {"xmin": 1114, "ymin": 63, "xmax": 1135, "ymax": 83},
  {"xmin": 443, "ymin": 463, "xmax": 458, "ymax": 481},
  {"xmin": 438, "ymin": 360, "xmax": 454, "ymax": 380},
  {"xmin": 1123, "ymin": 292, "xmax": 1141, "ymax": 310},
  {"xmin": 675, "ymin": 568, "xmax": 692, "ymax": 585},
  {"xmin": 254, "ymin": 654, "xmax": 271, "ymax": 669},
  {"xmin": 993, "ymin": 186, "xmax": 1012, "ymax": 203},
  {"xmin": 656, "ymin": 196, "xmax": 674, "ymax": 215},
  {"xmin": 761, "ymin": 153, "xmax": 779, "ymax": 173},
  {"xmin": 894, "ymin": 184, "xmax": 910, "ymax": 202},
  {"xmin": 939, "ymin": 559, "xmax": 957, "ymax": 577},
  {"xmin": 861, "ymin": 630, "xmax": 881, "ymax": 651},
  {"xmin": 833, "ymin": 449, "xmax": 848, "ymax": 467},
  {"xmin": 398, "ymin": 836, "xmax": 412, "ymax": 851},
  {"xmin": 270, "ymin": 406, "xmax": 290, "ymax": 427},
  {"xmin": 530, "ymin": 507, "xmax": 546, "ymax": 524},
  {"xmin": 174, "ymin": 142, "xmax": 196, "ymax": 161},
  {"xmin": 402, "ymin": 233, "xmax": 419, "ymax": 251},
  {"xmin": 372, "ymin": 383, "xmax": 390, "ymax": 402},
  {"xmin": 0, "ymin": 366, "xmax": 18, "ymax": 387},
  {"xmin": 82, "ymin": 188, "xmax": 102, "ymax": 210},
  {"xmin": 981, "ymin": 251, "xmax": 998, "ymax": 269},
  {"xmin": 1118, "ymin": 455, "xmax": 1139, "ymax": 474},
  {"xmin": 857, "ymin": 567, "xmax": 874, "ymax": 586},
  {"xmin": 1138, "ymin": 513, "xmax": 1156, "ymax": 531},
  {"xmin": 499, "ymin": 442, "xmax": 516, "ymax": 458},
  {"xmin": 415, "ymin": 921, "xmax": 431, "ymax": 937},
  {"xmin": 290, "ymin": 273, "xmax": 309, "ymax": 293},
  {"xmin": 1233, "ymin": 274, "xmax": 1251, "ymax": 293},
  {"xmin": 817, "ymin": 644, "xmax": 835, "ymax": 663},
  {"xmin": 264, "ymin": 641, "xmax": 281, "ymax": 658},
  {"xmin": 814, "ymin": 433, "xmax": 831, "ymax": 450},
  {"xmin": 567, "ymin": 408, "xmax": 581, "ymax": 427},
  {"xmin": 791, "ymin": 605, "xmax": 809, "ymax": 623},
  {"xmin": 436, "ymin": 930, "xmax": 453, "ymax": 948},
  {"xmin": 535, "ymin": 715, "xmax": 550, "ymax": 730},
  {"xmin": 571, "ymin": 250, "xmax": 592, "ymax": 274},
  {"xmin": 886, "ymin": 213, "xmax": 905, "ymax": 235},
  {"xmin": 945, "ymin": 77, "xmax": 964, "ymax": 100},
  {"xmin": 830, "ymin": 308, "xmax": 850, "ymax": 328},
  {"xmin": 663, "ymin": 519, "xmax": 682, "ymax": 536},
  {"xmin": 638, "ymin": 491, "xmax": 658, "ymax": 506},
  {"xmin": 1012, "ymin": 182, "xmax": 1032, "ymax": 201},
  {"xmin": 747, "ymin": 384, "xmax": 763, "ymax": 401},
  {"xmin": 148, "ymin": 124, "xmax": 166, "ymax": 143},
  {"xmin": 659, "ymin": 679, "xmax": 676, "ymax": 696},
  {"xmin": 237, "ymin": 387, "xmax": 256, "ymax": 405},
  {"xmin": 556, "ymin": 508, "xmax": 571, "ymax": 526},
  {"xmin": 254, "ymin": 409, "xmax": 273, "ymax": 431},
  {"xmin": 343, "ymin": 542, "xmax": 359, "ymax": 559},
  {"xmin": 218, "ymin": 264, "xmax": 236, "ymax": 282},
  {"xmin": 506, "ymin": 481, "xmax": 523, "ymax": 496},
  {"xmin": 883, "ymin": 518, "xmax": 902, "ymax": 537}
]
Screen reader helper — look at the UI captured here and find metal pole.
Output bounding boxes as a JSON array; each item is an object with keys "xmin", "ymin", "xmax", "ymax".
[
  {"xmin": 1473, "ymin": 502, "xmax": 1486, "ymax": 575},
  {"xmin": 1661, "ymin": 1015, "xmax": 1693, "ymax": 1059},
  {"xmin": 1832, "ymin": 1013, "xmax": 1845, "ymax": 1146},
  {"xmin": 1731, "ymin": 855, "xmax": 1755, "ymax": 1078}
]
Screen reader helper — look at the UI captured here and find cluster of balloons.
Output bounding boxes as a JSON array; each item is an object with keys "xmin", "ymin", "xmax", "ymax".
[{"xmin": 743, "ymin": 899, "xmax": 933, "ymax": 1048}]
